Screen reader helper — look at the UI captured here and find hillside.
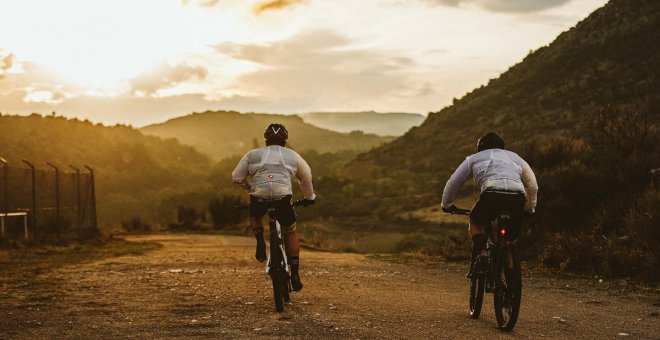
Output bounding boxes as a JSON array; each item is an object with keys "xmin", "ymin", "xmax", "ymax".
[
  {"xmin": 351, "ymin": 0, "xmax": 660, "ymax": 175},
  {"xmin": 298, "ymin": 111, "xmax": 425, "ymax": 136},
  {"xmin": 341, "ymin": 0, "xmax": 660, "ymax": 280},
  {"xmin": 0, "ymin": 114, "xmax": 213, "ymax": 228},
  {"xmin": 141, "ymin": 111, "xmax": 393, "ymax": 161}
]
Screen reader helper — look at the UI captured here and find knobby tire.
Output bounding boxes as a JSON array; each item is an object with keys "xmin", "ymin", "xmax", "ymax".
[
  {"xmin": 494, "ymin": 247, "xmax": 522, "ymax": 331},
  {"xmin": 282, "ymin": 262, "xmax": 291, "ymax": 303},
  {"xmin": 469, "ymin": 276, "xmax": 485, "ymax": 319},
  {"xmin": 270, "ymin": 233, "xmax": 285, "ymax": 312}
]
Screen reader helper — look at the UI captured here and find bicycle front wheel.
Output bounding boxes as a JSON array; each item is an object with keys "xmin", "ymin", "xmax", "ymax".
[
  {"xmin": 494, "ymin": 247, "xmax": 522, "ymax": 331},
  {"xmin": 281, "ymin": 270, "xmax": 291, "ymax": 302},
  {"xmin": 269, "ymin": 232, "xmax": 285, "ymax": 312},
  {"xmin": 271, "ymin": 270, "xmax": 284, "ymax": 312}
]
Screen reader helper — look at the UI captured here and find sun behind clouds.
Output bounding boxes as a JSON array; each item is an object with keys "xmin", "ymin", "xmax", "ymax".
[{"xmin": 0, "ymin": 0, "xmax": 608, "ymax": 125}]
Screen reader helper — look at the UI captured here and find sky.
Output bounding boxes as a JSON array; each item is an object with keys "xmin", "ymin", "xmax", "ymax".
[{"xmin": 0, "ymin": 0, "xmax": 608, "ymax": 127}]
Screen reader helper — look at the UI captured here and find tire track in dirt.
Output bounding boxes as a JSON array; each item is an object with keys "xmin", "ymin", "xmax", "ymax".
[{"xmin": 1, "ymin": 234, "xmax": 658, "ymax": 339}]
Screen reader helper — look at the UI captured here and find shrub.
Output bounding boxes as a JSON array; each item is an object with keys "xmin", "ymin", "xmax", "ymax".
[
  {"xmin": 168, "ymin": 205, "xmax": 207, "ymax": 231},
  {"xmin": 121, "ymin": 217, "xmax": 152, "ymax": 233},
  {"xmin": 208, "ymin": 195, "xmax": 246, "ymax": 229},
  {"xmin": 395, "ymin": 229, "xmax": 470, "ymax": 260}
]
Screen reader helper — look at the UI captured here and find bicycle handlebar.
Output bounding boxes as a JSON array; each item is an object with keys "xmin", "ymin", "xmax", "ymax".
[
  {"xmin": 292, "ymin": 199, "xmax": 306, "ymax": 207},
  {"xmin": 446, "ymin": 207, "xmax": 471, "ymax": 216},
  {"xmin": 234, "ymin": 198, "xmax": 310, "ymax": 210}
]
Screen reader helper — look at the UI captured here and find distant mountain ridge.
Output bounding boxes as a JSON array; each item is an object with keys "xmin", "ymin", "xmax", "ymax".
[
  {"xmin": 351, "ymin": 0, "xmax": 660, "ymax": 175},
  {"xmin": 141, "ymin": 111, "xmax": 393, "ymax": 161},
  {"xmin": 298, "ymin": 111, "xmax": 425, "ymax": 136}
]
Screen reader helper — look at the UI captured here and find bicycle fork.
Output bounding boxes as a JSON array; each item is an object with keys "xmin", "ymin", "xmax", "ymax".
[{"xmin": 266, "ymin": 218, "xmax": 289, "ymax": 275}]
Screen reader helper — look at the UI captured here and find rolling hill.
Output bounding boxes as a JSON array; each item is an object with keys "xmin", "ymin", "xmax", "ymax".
[
  {"xmin": 298, "ymin": 111, "xmax": 425, "ymax": 136},
  {"xmin": 141, "ymin": 111, "xmax": 393, "ymax": 161},
  {"xmin": 0, "ymin": 114, "xmax": 213, "ymax": 228},
  {"xmin": 350, "ymin": 0, "xmax": 660, "ymax": 176}
]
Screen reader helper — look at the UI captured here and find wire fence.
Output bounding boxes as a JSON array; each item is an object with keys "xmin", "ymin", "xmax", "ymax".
[{"xmin": 0, "ymin": 159, "xmax": 98, "ymax": 242}]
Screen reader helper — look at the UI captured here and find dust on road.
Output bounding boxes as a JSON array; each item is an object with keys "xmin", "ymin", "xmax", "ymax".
[{"xmin": 1, "ymin": 234, "xmax": 658, "ymax": 339}]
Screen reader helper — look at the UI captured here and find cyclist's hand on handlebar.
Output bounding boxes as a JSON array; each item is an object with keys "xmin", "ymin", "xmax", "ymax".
[
  {"xmin": 524, "ymin": 206, "xmax": 535, "ymax": 216},
  {"xmin": 294, "ymin": 198, "xmax": 315, "ymax": 207},
  {"xmin": 442, "ymin": 204, "xmax": 470, "ymax": 215}
]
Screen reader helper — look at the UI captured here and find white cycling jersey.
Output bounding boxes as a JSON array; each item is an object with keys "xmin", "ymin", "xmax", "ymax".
[
  {"xmin": 441, "ymin": 149, "xmax": 538, "ymax": 212},
  {"xmin": 232, "ymin": 145, "xmax": 316, "ymax": 200}
]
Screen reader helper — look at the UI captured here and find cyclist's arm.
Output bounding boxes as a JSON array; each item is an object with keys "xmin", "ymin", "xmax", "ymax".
[
  {"xmin": 295, "ymin": 156, "xmax": 316, "ymax": 200},
  {"xmin": 441, "ymin": 158, "xmax": 471, "ymax": 208},
  {"xmin": 521, "ymin": 160, "xmax": 538, "ymax": 213},
  {"xmin": 231, "ymin": 153, "xmax": 251, "ymax": 192}
]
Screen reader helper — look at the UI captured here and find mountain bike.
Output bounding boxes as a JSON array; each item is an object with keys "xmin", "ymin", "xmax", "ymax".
[
  {"xmin": 447, "ymin": 205, "xmax": 522, "ymax": 331},
  {"xmin": 265, "ymin": 199, "xmax": 306, "ymax": 312}
]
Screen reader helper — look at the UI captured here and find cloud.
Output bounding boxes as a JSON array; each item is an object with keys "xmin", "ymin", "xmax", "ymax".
[
  {"xmin": 129, "ymin": 63, "xmax": 208, "ymax": 96},
  {"xmin": 180, "ymin": 0, "xmax": 220, "ymax": 7},
  {"xmin": 0, "ymin": 89, "xmax": 218, "ymax": 126},
  {"xmin": 23, "ymin": 90, "xmax": 66, "ymax": 105},
  {"xmin": 426, "ymin": 0, "xmax": 572, "ymax": 13},
  {"xmin": 417, "ymin": 83, "xmax": 436, "ymax": 97},
  {"xmin": 214, "ymin": 29, "xmax": 422, "ymax": 111},
  {"xmin": 0, "ymin": 52, "xmax": 15, "ymax": 78},
  {"xmin": 254, "ymin": 0, "xmax": 307, "ymax": 15}
]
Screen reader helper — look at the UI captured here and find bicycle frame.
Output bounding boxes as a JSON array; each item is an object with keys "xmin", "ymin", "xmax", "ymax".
[
  {"xmin": 266, "ymin": 208, "xmax": 289, "ymax": 276},
  {"xmin": 485, "ymin": 214, "xmax": 514, "ymax": 292},
  {"xmin": 447, "ymin": 206, "xmax": 522, "ymax": 331},
  {"xmin": 238, "ymin": 199, "xmax": 307, "ymax": 312},
  {"xmin": 265, "ymin": 204, "xmax": 295, "ymax": 312}
]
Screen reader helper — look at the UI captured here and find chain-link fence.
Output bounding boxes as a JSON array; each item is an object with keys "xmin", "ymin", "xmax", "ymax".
[{"xmin": 0, "ymin": 159, "xmax": 98, "ymax": 242}]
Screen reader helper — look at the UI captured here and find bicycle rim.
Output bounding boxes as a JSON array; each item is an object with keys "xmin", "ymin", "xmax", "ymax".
[
  {"xmin": 494, "ymin": 248, "xmax": 522, "ymax": 331},
  {"xmin": 469, "ymin": 276, "xmax": 485, "ymax": 319}
]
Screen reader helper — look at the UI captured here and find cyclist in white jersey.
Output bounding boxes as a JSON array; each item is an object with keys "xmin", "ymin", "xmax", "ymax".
[
  {"xmin": 232, "ymin": 123, "xmax": 316, "ymax": 291},
  {"xmin": 441, "ymin": 132, "xmax": 538, "ymax": 278}
]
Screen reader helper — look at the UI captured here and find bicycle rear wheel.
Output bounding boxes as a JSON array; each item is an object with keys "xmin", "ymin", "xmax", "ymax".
[
  {"xmin": 469, "ymin": 276, "xmax": 485, "ymax": 319},
  {"xmin": 269, "ymin": 233, "xmax": 285, "ymax": 312},
  {"xmin": 494, "ymin": 247, "xmax": 522, "ymax": 331}
]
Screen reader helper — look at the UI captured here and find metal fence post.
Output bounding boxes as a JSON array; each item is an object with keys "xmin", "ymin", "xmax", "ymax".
[
  {"xmin": 651, "ymin": 168, "xmax": 660, "ymax": 190},
  {"xmin": 22, "ymin": 159, "xmax": 36, "ymax": 240},
  {"xmin": 1, "ymin": 157, "xmax": 7, "ymax": 237},
  {"xmin": 46, "ymin": 162, "xmax": 60, "ymax": 235},
  {"xmin": 84, "ymin": 165, "xmax": 97, "ymax": 230},
  {"xmin": 69, "ymin": 165, "xmax": 81, "ymax": 230}
]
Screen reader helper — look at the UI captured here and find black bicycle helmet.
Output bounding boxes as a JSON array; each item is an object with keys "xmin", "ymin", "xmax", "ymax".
[
  {"xmin": 264, "ymin": 123, "xmax": 288, "ymax": 141},
  {"xmin": 477, "ymin": 132, "xmax": 505, "ymax": 151}
]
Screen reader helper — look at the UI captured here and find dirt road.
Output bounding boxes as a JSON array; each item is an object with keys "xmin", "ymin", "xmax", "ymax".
[{"xmin": 1, "ymin": 234, "xmax": 658, "ymax": 339}]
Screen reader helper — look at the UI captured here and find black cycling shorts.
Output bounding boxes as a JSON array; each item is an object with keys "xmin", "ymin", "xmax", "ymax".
[
  {"xmin": 249, "ymin": 195, "xmax": 296, "ymax": 230},
  {"xmin": 470, "ymin": 190, "xmax": 525, "ymax": 238}
]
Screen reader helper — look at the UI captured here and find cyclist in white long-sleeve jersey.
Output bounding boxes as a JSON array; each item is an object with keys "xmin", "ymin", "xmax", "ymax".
[
  {"xmin": 441, "ymin": 132, "xmax": 538, "ymax": 278},
  {"xmin": 232, "ymin": 123, "xmax": 316, "ymax": 291}
]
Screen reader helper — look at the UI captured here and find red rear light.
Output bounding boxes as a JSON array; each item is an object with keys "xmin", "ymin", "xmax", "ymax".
[{"xmin": 500, "ymin": 228, "xmax": 506, "ymax": 236}]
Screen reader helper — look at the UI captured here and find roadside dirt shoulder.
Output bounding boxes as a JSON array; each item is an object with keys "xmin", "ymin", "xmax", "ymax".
[{"xmin": 1, "ymin": 234, "xmax": 658, "ymax": 339}]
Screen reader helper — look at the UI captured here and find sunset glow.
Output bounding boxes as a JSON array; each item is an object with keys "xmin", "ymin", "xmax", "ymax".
[{"xmin": 0, "ymin": 0, "xmax": 608, "ymax": 125}]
